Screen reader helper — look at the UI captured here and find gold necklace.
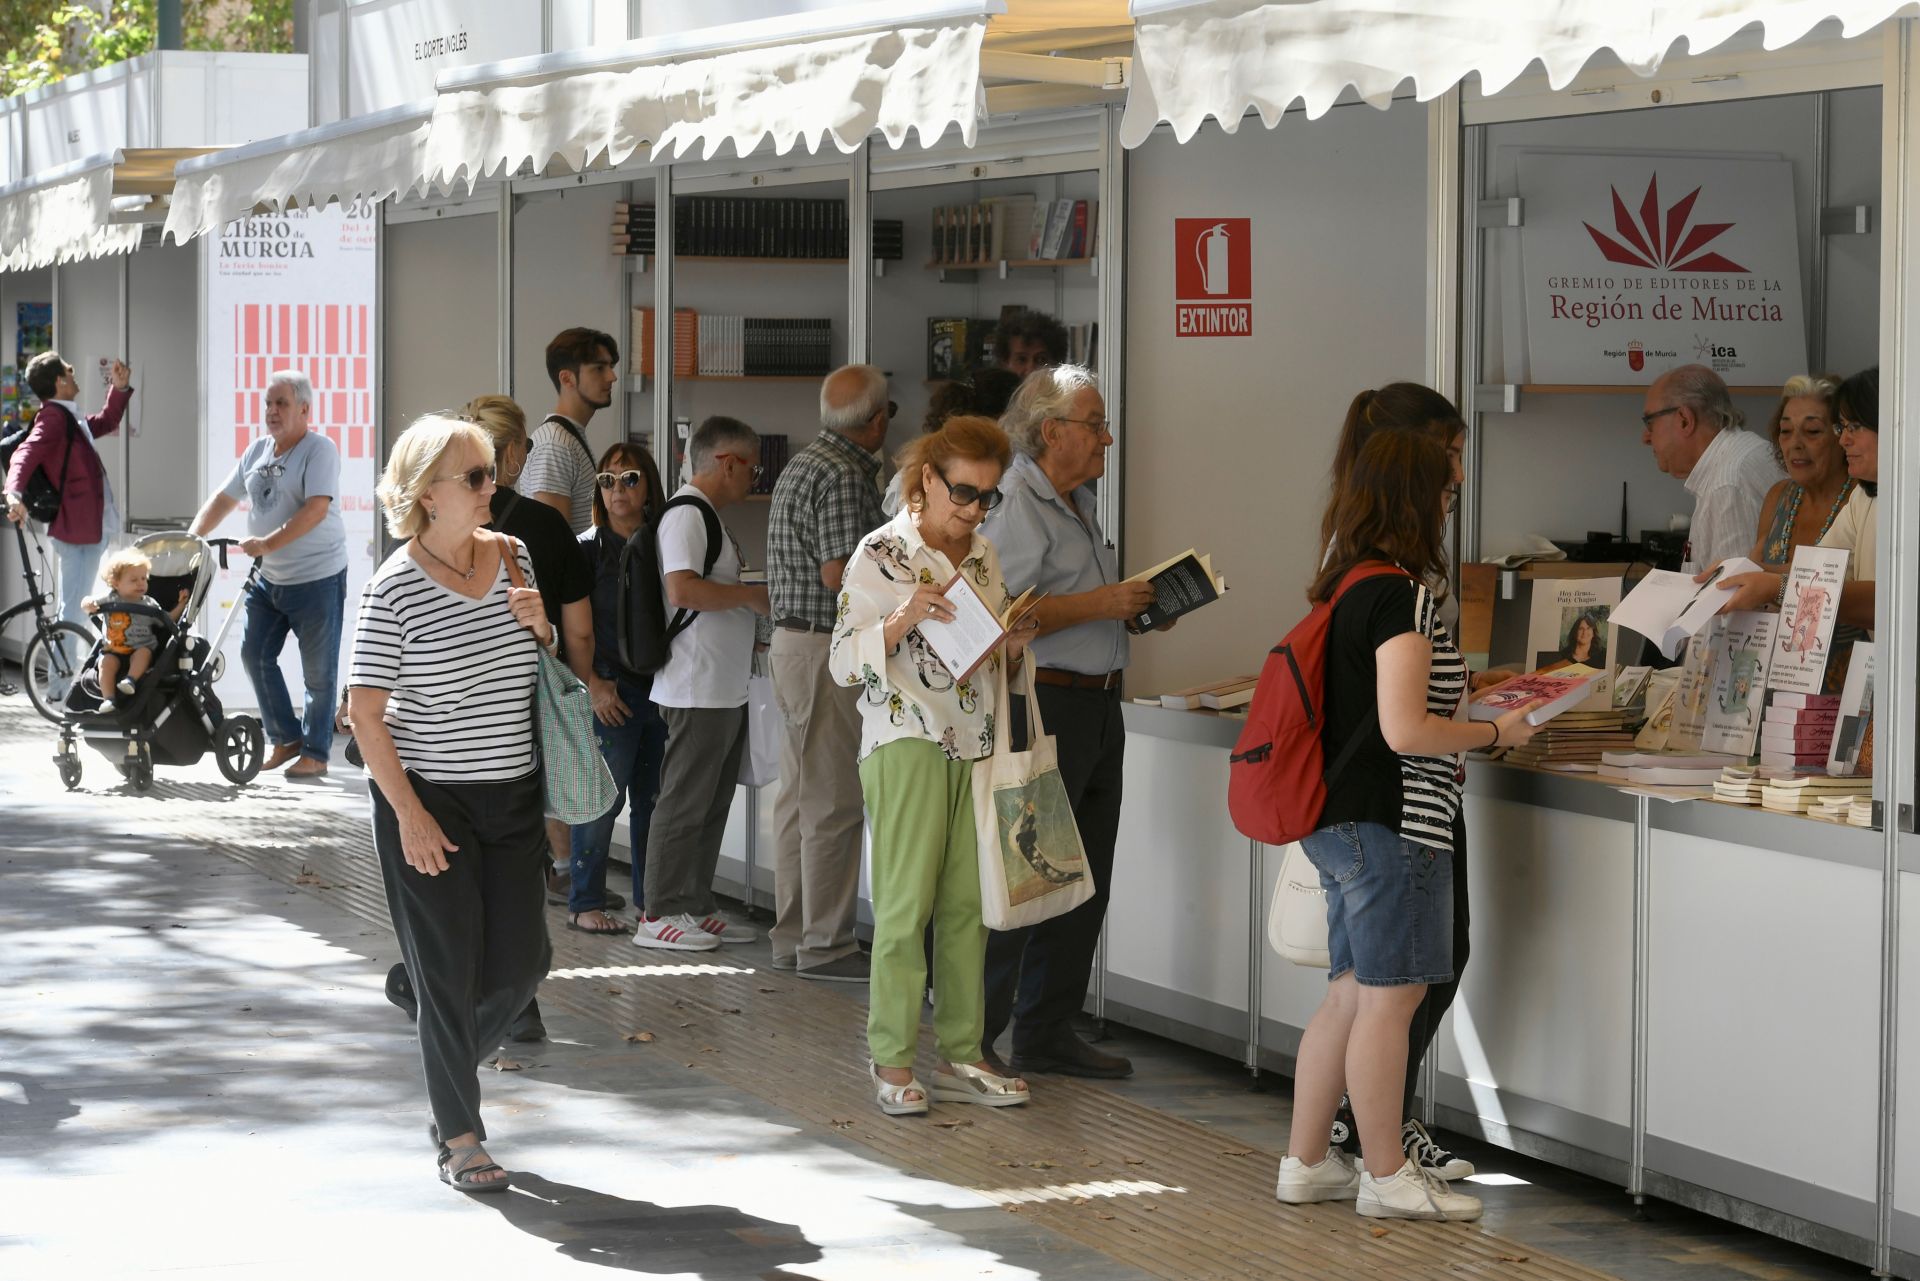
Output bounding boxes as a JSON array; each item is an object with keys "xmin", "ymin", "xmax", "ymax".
[{"xmin": 416, "ymin": 534, "xmax": 477, "ymax": 581}]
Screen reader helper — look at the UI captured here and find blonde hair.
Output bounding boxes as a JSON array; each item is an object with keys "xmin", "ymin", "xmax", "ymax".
[
  {"xmin": 897, "ymin": 414, "xmax": 1012, "ymax": 510},
  {"xmin": 377, "ymin": 414, "xmax": 495, "ymax": 539},
  {"xmin": 101, "ymin": 547, "xmax": 151, "ymax": 590},
  {"xmin": 463, "ymin": 395, "xmax": 526, "ymax": 458}
]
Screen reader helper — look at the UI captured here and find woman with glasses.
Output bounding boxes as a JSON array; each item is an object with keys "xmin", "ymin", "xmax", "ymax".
[
  {"xmin": 572, "ymin": 443, "xmax": 669, "ymax": 930},
  {"xmin": 829, "ymin": 414, "xmax": 1038, "ymax": 1116},
  {"xmin": 347, "ymin": 413, "xmax": 556, "ymax": 1193}
]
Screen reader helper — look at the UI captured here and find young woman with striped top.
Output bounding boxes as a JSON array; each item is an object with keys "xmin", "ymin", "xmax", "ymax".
[
  {"xmin": 1274, "ymin": 428, "xmax": 1537, "ymax": 1223},
  {"xmin": 346, "ymin": 413, "xmax": 556, "ymax": 1194}
]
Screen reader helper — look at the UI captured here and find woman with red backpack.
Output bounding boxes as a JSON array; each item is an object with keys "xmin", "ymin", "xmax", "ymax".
[{"xmin": 1273, "ymin": 426, "xmax": 1536, "ymax": 1222}]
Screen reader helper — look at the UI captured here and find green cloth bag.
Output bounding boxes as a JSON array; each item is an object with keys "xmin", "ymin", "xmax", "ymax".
[{"xmin": 497, "ymin": 534, "xmax": 617, "ymax": 823}]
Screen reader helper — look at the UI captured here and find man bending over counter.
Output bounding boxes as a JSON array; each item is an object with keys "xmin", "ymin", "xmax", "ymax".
[{"xmin": 1639, "ymin": 364, "xmax": 1782, "ymax": 572}]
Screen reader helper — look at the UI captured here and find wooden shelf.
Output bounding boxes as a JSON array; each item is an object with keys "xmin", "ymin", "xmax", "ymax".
[{"xmin": 926, "ymin": 257, "xmax": 1097, "ymax": 281}]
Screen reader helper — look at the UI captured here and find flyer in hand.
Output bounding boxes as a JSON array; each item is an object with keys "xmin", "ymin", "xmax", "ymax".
[
  {"xmin": 915, "ymin": 576, "xmax": 1045, "ymax": 684},
  {"xmin": 1611, "ymin": 556, "xmax": 1762, "ymax": 659}
]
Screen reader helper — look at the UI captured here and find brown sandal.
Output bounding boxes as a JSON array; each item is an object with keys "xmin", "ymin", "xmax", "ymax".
[{"xmin": 567, "ymin": 911, "xmax": 630, "ymax": 935}]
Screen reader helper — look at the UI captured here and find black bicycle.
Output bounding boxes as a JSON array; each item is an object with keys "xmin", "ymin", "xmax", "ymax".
[{"xmin": 1, "ymin": 519, "xmax": 96, "ymax": 722}]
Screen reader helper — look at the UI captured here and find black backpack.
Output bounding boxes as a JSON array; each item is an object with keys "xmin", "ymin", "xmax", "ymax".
[
  {"xmin": 0, "ymin": 405, "xmax": 79, "ymax": 523},
  {"xmin": 617, "ymin": 493, "xmax": 722, "ymax": 675}
]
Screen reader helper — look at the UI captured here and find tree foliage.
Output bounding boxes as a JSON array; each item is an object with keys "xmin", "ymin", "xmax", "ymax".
[{"xmin": 1, "ymin": 0, "xmax": 293, "ymax": 100}]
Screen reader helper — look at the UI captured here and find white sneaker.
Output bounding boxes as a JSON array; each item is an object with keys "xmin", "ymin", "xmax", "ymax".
[
  {"xmin": 696, "ymin": 915, "xmax": 755, "ymax": 944},
  {"xmin": 116, "ymin": 678, "xmax": 136, "ymax": 696},
  {"xmin": 1357, "ymin": 1160, "xmax": 1483, "ymax": 1221},
  {"xmin": 1275, "ymin": 1150, "xmax": 1360, "ymax": 1203},
  {"xmin": 631, "ymin": 913, "xmax": 721, "ymax": 952},
  {"xmin": 1403, "ymin": 1118, "xmax": 1475, "ymax": 1180}
]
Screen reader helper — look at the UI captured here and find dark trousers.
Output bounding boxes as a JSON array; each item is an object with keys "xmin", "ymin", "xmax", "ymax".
[
  {"xmin": 984, "ymin": 685, "xmax": 1125, "ymax": 1055},
  {"xmin": 1403, "ymin": 813, "xmax": 1470, "ymax": 1119},
  {"xmin": 644, "ymin": 705, "xmax": 747, "ymax": 918},
  {"xmin": 372, "ymin": 769, "xmax": 552, "ymax": 1142}
]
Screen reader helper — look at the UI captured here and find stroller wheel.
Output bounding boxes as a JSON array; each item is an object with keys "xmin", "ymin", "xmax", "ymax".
[
  {"xmin": 55, "ymin": 748, "xmax": 81, "ymax": 790},
  {"xmin": 130, "ymin": 741, "xmax": 154, "ymax": 792},
  {"xmin": 217, "ymin": 715, "xmax": 265, "ymax": 785}
]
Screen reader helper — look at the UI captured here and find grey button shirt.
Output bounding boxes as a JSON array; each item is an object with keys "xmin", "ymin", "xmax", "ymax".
[{"xmin": 981, "ymin": 452, "xmax": 1128, "ymax": 676}]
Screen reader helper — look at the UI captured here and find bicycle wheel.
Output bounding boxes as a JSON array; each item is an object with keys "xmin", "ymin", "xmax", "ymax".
[{"xmin": 22, "ymin": 622, "xmax": 96, "ymax": 723}]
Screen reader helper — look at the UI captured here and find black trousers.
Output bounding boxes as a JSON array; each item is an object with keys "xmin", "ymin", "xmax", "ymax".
[
  {"xmin": 1403, "ymin": 812, "xmax": 1470, "ymax": 1119},
  {"xmin": 984, "ymin": 684, "xmax": 1126, "ymax": 1055},
  {"xmin": 372, "ymin": 769, "xmax": 552, "ymax": 1142}
]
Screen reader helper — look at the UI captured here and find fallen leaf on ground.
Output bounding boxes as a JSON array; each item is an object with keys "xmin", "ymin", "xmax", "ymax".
[
  {"xmin": 292, "ymin": 869, "xmax": 333, "ymax": 887},
  {"xmin": 677, "ymin": 1021, "xmax": 694, "ymax": 1028},
  {"xmin": 1370, "ymin": 1227, "xmax": 1389, "ymax": 1238},
  {"xmin": 604, "ymin": 987, "xmax": 623, "ymax": 995},
  {"xmin": 1140, "ymin": 1205, "xmax": 1157, "ymax": 1213},
  {"xmin": 757, "ymin": 986, "xmax": 778, "ymax": 993},
  {"xmin": 1002, "ymin": 1205, "xmax": 1020, "ymax": 1214},
  {"xmin": 1083, "ymin": 1159, "xmax": 1103, "ymax": 1168},
  {"xmin": 1028, "ymin": 1159, "xmax": 1057, "ymax": 1169},
  {"xmin": 700, "ymin": 1045, "xmax": 717, "ymax": 1053},
  {"xmin": 933, "ymin": 1118, "xmax": 973, "ymax": 1130},
  {"xmin": 720, "ymin": 1006, "xmax": 742, "ymax": 1014},
  {"xmin": 1123, "ymin": 1157, "xmax": 1146, "ymax": 1165},
  {"xmin": 994, "ymin": 1160, "xmax": 1017, "ymax": 1167},
  {"xmin": 1220, "ymin": 1148, "xmax": 1254, "ymax": 1157},
  {"xmin": 1070, "ymin": 1197, "xmax": 1090, "ymax": 1206},
  {"xmin": 829, "ymin": 1118, "xmax": 856, "ymax": 1128},
  {"xmin": 1498, "ymin": 1256, "xmax": 1530, "ymax": 1264},
  {"xmin": 490, "ymin": 1057, "xmax": 524, "ymax": 1071},
  {"xmin": 1096, "ymin": 1213, "xmax": 1115, "ymax": 1221},
  {"xmin": 623, "ymin": 1030, "xmax": 655, "ymax": 1043}
]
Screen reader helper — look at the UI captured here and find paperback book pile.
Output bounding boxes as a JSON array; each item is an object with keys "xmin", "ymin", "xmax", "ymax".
[
  {"xmin": 610, "ymin": 199, "xmax": 904, "ymax": 260},
  {"xmin": 1758, "ymin": 692, "xmax": 1839, "ymax": 770},
  {"xmin": 1848, "ymin": 797, "xmax": 1874, "ymax": 827},
  {"xmin": 1760, "ymin": 773, "xmax": 1870, "ymax": 815},
  {"xmin": 930, "ymin": 196, "xmax": 1097, "ymax": 265},
  {"xmin": 1596, "ymin": 751, "xmax": 1738, "ymax": 787},
  {"xmin": 1807, "ymin": 792, "xmax": 1872, "ymax": 825},
  {"xmin": 1495, "ymin": 711, "xmax": 1632, "ymax": 767},
  {"xmin": 1144, "ymin": 675, "xmax": 1259, "ymax": 712},
  {"xmin": 1712, "ymin": 765, "xmax": 1774, "ymax": 805}
]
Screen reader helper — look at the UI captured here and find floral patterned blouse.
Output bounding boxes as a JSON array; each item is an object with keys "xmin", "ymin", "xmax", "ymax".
[{"xmin": 829, "ymin": 505, "xmax": 1011, "ymax": 763}]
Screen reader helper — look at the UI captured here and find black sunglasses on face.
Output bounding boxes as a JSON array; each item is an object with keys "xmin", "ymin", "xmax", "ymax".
[
  {"xmin": 438, "ymin": 462, "xmax": 497, "ymax": 491},
  {"xmin": 933, "ymin": 466, "xmax": 1003, "ymax": 512},
  {"xmin": 597, "ymin": 470, "xmax": 647, "ymax": 491}
]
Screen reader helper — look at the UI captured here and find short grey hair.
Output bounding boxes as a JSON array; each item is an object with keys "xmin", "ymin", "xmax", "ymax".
[
  {"xmin": 267, "ymin": 368, "xmax": 314, "ymax": 410},
  {"xmin": 689, "ymin": 415, "xmax": 759, "ymax": 475},
  {"xmin": 821, "ymin": 364, "xmax": 888, "ymax": 433},
  {"xmin": 1660, "ymin": 364, "xmax": 1741, "ymax": 433},
  {"xmin": 1001, "ymin": 364, "xmax": 1099, "ymax": 459}
]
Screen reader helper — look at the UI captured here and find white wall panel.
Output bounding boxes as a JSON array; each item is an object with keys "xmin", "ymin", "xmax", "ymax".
[
  {"xmin": 384, "ymin": 213, "xmax": 499, "ymax": 445},
  {"xmin": 126, "ymin": 243, "xmax": 200, "ymax": 523}
]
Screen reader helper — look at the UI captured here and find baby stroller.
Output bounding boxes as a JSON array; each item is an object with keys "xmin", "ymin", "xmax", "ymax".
[{"xmin": 53, "ymin": 532, "xmax": 266, "ymax": 792}]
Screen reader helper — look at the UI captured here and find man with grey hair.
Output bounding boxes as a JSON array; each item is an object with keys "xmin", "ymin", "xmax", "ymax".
[
  {"xmin": 979, "ymin": 365, "xmax": 1161, "ymax": 1079},
  {"xmin": 763, "ymin": 364, "xmax": 891, "ymax": 982},
  {"xmin": 190, "ymin": 369, "xmax": 347, "ymax": 778},
  {"xmin": 634, "ymin": 415, "xmax": 772, "ymax": 952},
  {"xmin": 1640, "ymin": 364, "xmax": 1782, "ymax": 572}
]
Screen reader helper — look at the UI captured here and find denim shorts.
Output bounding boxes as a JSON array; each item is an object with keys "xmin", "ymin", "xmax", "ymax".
[{"xmin": 1300, "ymin": 820, "xmax": 1454, "ymax": 987}]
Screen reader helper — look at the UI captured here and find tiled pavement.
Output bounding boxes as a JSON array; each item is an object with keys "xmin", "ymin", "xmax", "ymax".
[{"xmin": 0, "ymin": 693, "xmax": 1865, "ymax": 1280}]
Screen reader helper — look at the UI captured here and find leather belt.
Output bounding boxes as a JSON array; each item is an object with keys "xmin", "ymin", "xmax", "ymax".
[
  {"xmin": 775, "ymin": 616, "xmax": 834, "ymax": 635},
  {"xmin": 1033, "ymin": 667, "xmax": 1121, "ymax": 692}
]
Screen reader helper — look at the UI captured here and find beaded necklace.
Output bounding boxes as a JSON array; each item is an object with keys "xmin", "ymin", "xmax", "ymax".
[{"xmin": 1778, "ymin": 476, "xmax": 1856, "ymax": 550}]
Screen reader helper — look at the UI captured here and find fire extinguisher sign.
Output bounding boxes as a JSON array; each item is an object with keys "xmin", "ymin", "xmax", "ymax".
[{"xmin": 1174, "ymin": 217, "xmax": 1252, "ymax": 337}]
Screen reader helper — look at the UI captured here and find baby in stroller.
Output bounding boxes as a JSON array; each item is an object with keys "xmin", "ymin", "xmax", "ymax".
[{"xmin": 84, "ymin": 548, "xmax": 187, "ymax": 710}]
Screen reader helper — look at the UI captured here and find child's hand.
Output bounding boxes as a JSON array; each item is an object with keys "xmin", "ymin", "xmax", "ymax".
[{"xmin": 81, "ymin": 596, "xmax": 100, "ymax": 615}]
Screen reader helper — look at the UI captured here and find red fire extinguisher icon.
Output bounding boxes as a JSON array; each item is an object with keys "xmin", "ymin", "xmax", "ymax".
[{"xmin": 1197, "ymin": 223, "xmax": 1231, "ymax": 296}]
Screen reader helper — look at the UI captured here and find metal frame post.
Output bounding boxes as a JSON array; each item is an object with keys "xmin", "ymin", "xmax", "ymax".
[
  {"xmin": 1247, "ymin": 839, "xmax": 1263, "ymax": 1076},
  {"xmin": 1629, "ymin": 793, "xmax": 1652, "ymax": 1204},
  {"xmin": 847, "ymin": 142, "xmax": 871, "ymax": 364},
  {"xmin": 652, "ymin": 165, "xmax": 674, "ymax": 485},
  {"xmin": 497, "ymin": 182, "xmax": 514, "ymax": 396}
]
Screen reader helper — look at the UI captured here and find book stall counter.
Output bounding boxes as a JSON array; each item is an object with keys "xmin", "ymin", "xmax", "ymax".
[{"xmin": 1109, "ymin": 700, "xmax": 1908, "ymax": 1273}]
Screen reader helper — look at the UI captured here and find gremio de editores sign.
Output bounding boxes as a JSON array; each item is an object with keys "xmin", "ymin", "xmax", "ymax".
[
  {"xmin": 1516, "ymin": 152, "xmax": 1807, "ymax": 384},
  {"xmin": 1175, "ymin": 217, "xmax": 1252, "ymax": 337}
]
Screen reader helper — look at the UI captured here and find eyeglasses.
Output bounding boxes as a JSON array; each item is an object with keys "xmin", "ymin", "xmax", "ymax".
[
  {"xmin": 932, "ymin": 466, "xmax": 1003, "ymax": 512},
  {"xmin": 1055, "ymin": 415, "xmax": 1111, "ymax": 436},
  {"xmin": 1640, "ymin": 406, "xmax": 1682, "ymax": 428},
  {"xmin": 597, "ymin": 470, "xmax": 648, "ymax": 491},
  {"xmin": 715, "ymin": 452, "xmax": 765, "ymax": 480},
  {"xmin": 1835, "ymin": 419, "xmax": 1875, "ymax": 437},
  {"xmin": 435, "ymin": 462, "xmax": 497, "ymax": 491}
]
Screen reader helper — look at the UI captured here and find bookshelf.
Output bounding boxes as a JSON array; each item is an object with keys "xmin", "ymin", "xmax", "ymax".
[{"xmin": 927, "ymin": 257, "xmax": 1098, "ymax": 282}]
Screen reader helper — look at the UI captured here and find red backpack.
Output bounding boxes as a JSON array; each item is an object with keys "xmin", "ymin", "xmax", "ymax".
[{"xmin": 1227, "ymin": 562, "xmax": 1411, "ymax": 845}]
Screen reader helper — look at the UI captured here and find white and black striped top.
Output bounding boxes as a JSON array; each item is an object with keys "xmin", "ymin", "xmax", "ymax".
[{"xmin": 348, "ymin": 539, "xmax": 541, "ymax": 784}]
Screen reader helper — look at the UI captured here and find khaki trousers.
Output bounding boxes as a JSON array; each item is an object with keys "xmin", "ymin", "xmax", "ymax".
[{"xmin": 769, "ymin": 628, "xmax": 867, "ymax": 968}]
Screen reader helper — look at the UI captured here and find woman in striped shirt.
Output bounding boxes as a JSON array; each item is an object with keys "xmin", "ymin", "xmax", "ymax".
[{"xmin": 346, "ymin": 413, "xmax": 556, "ymax": 1194}]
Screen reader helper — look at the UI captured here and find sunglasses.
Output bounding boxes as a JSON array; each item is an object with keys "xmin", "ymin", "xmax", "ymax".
[
  {"xmin": 597, "ymin": 470, "xmax": 648, "ymax": 491},
  {"xmin": 933, "ymin": 466, "xmax": 1003, "ymax": 512},
  {"xmin": 437, "ymin": 462, "xmax": 497, "ymax": 491},
  {"xmin": 715, "ymin": 451, "xmax": 766, "ymax": 480}
]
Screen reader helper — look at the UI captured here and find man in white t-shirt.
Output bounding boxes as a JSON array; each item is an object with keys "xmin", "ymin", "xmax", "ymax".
[
  {"xmin": 1639, "ymin": 364, "xmax": 1782, "ymax": 572},
  {"xmin": 519, "ymin": 327, "xmax": 618, "ymax": 535},
  {"xmin": 634, "ymin": 415, "xmax": 772, "ymax": 952}
]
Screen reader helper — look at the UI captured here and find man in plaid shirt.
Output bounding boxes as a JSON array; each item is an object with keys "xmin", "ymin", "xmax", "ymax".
[{"xmin": 766, "ymin": 364, "xmax": 892, "ymax": 983}]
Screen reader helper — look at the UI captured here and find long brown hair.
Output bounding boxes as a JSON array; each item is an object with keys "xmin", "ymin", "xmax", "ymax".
[
  {"xmin": 897, "ymin": 414, "xmax": 1012, "ymax": 510},
  {"xmin": 1309, "ymin": 430, "xmax": 1451, "ymax": 603},
  {"xmin": 591, "ymin": 441, "xmax": 664, "ymax": 528},
  {"xmin": 1321, "ymin": 382, "xmax": 1464, "ymax": 548}
]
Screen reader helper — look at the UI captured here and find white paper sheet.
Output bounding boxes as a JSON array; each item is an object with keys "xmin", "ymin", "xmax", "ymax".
[
  {"xmin": 1611, "ymin": 557, "xmax": 1762, "ymax": 659},
  {"xmin": 915, "ymin": 574, "xmax": 1004, "ymax": 682}
]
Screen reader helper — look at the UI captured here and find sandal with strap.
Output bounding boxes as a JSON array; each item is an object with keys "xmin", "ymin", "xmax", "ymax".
[
  {"xmin": 930, "ymin": 1061, "xmax": 1030, "ymax": 1107},
  {"xmin": 869, "ymin": 1060, "xmax": 929, "ymax": 1116},
  {"xmin": 438, "ymin": 1142, "xmax": 512, "ymax": 1193},
  {"xmin": 568, "ymin": 911, "xmax": 630, "ymax": 935}
]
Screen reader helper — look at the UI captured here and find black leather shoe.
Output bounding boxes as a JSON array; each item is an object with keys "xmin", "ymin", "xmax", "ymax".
[
  {"xmin": 1011, "ymin": 1028, "xmax": 1133, "ymax": 1079},
  {"xmin": 509, "ymin": 998, "xmax": 546, "ymax": 1043},
  {"xmin": 385, "ymin": 963, "xmax": 417, "ymax": 1022}
]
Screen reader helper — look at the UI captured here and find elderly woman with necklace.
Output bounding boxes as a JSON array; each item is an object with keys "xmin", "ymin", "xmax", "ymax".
[
  {"xmin": 347, "ymin": 413, "xmax": 556, "ymax": 1192},
  {"xmin": 1746, "ymin": 375, "xmax": 1856, "ymax": 567}
]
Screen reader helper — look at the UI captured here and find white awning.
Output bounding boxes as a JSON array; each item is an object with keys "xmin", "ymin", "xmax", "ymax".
[
  {"xmin": 163, "ymin": 102, "xmax": 435, "ymax": 246},
  {"xmin": 0, "ymin": 150, "xmax": 216, "ymax": 271},
  {"xmin": 1121, "ymin": 0, "xmax": 1919, "ymax": 146},
  {"xmin": 420, "ymin": 2, "xmax": 1001, "ymax": 188}
]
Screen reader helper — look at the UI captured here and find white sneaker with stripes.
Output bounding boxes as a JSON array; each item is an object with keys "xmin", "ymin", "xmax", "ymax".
[
  {"xmin": 632, "ymin": 913, "xmax": 721, "ymax": 952},
  {"xmin": 697, "ymin": 916, "xmax": 756, "ymax": 945}
]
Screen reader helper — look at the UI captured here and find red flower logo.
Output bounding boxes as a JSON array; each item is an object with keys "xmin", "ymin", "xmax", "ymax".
[{"xmin": 1584, "ymin": 175, "xmax": 1748, "ymax": 273}]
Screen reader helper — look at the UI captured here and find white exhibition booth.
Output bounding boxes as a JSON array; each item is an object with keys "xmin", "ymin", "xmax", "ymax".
[{"xmin": 4, "ymin": 1, "xmax": 1918, "ymax": 1274}]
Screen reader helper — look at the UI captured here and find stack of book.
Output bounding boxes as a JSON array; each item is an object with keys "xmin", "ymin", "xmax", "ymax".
[
  {"xmin": 1758, "ymin": 692, "xmax": 1839, "ymax": 769},
  {"xmin": 1140, "ymin": 675, "xmax": 1258, "ymax": 712},
  {"xmin": 1712, "ymin": 765, "xmax": 1776, "ymax": 805},
  {"xmin": 1596, "ymin": 751, "xmax": 1738, "ymax": 787},
  {"xmin": 1849, "ymin": 797, "xmax": 1874, "ymax": 828},
  {"xmin": 630, "ymin": 307, "xmax": 700, "ymax": 378},
  {"xmin": 1808, "ymin": 793, "xmax": 1868, "ymax": 824},
  {"xmin": 1496, "ymin": 711, "xmax": 1633, "ymax": 768},
  {"xmin": 930, "ymin": 197, "xmax": 1097, "ymax": 265},
  {"xmin": 610, "ymin": 199, "xmax": 904, "ymax": 259},
  {"xmin": 1759, "ymin": 773, "xmax": 1870, "ymax": 815},
  {"xmin": 751, "ymin": 435, "xmax": 790, "ymax": 496}
]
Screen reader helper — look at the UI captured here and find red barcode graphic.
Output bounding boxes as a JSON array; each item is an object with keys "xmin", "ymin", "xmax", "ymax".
[{"xmin": 231, "ymin": 302, "xmax": 372, "ymax": 460}]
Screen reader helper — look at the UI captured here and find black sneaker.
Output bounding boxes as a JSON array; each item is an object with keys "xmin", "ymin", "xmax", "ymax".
[
  {"xmin": 1403, "ymin": 1118, "xmax": 1475, "ymax": 1180},
  {"xmin": 509, "ymin": 998, "xmax": 546, "ymax": 1043},
  {"xmin": 385, "ymin": 963, "xmax": 417, "ymax": 1022},
  {"xmin": 1330, "ymin": 1093, "xmax": 1360, "ymax": 1156}
]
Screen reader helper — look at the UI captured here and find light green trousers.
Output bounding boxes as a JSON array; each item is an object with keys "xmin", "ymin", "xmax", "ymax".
[{"xmin": 859, "ymin": 739, "xmax": 986, "ymax": 1068}]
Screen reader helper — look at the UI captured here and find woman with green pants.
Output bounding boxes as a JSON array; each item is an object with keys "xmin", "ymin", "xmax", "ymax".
[{"xmin": 829, "ymin": 414, "xmax": 1039, "ymax": 1116}]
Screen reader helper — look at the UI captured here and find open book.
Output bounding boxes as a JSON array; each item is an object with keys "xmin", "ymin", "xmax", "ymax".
[
  {"xmin": 1611, "ymin": 556, "xmax": 1762, "ymax": 659},
  {"xmin": 915, "ymin": 576, "xmax": 1046, "ymax": 684},
  {"xmin": 1124, "ymin": 549, "xmax": 1224, "ymax": 634}
]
